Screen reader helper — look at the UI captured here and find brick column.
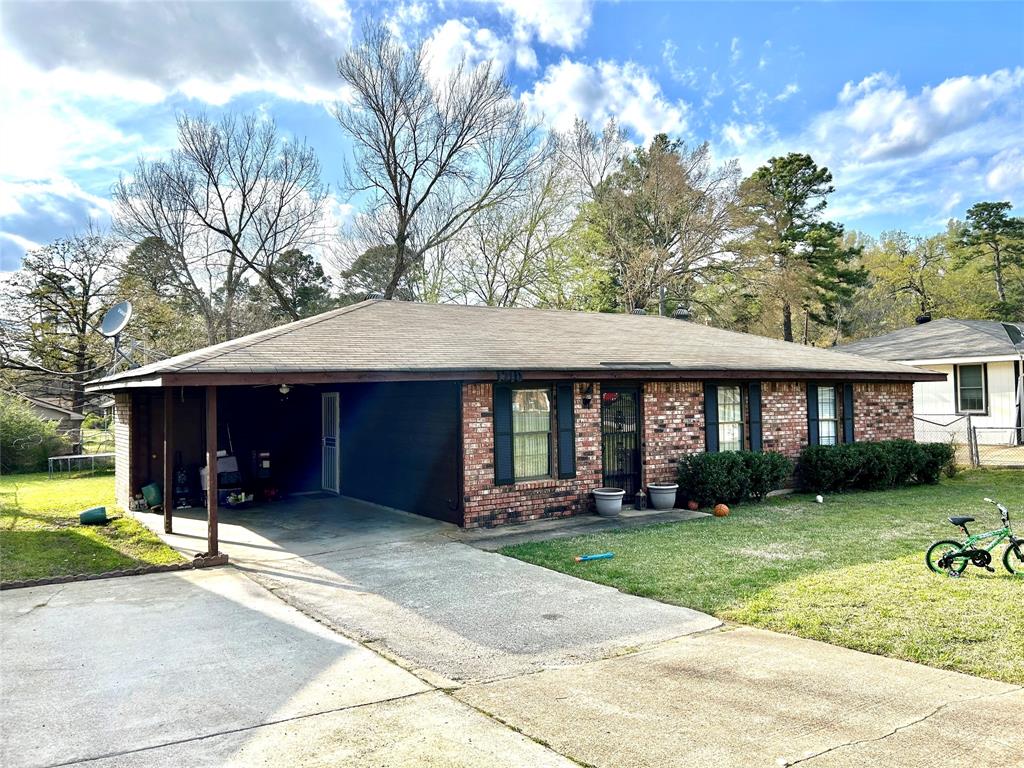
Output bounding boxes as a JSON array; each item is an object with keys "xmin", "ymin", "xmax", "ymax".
[
  {"xmin": 641, "ymin": 381, "xmax": 704, "ymax": 485},
  {"xmin": 761, "ymin": 382, "xmax": 808, "ymax": 458}
]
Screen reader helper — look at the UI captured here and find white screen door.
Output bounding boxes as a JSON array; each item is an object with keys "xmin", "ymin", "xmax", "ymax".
[{"xmin": 321, "ymin": 392, "xmax": 340, "ymax": 493}]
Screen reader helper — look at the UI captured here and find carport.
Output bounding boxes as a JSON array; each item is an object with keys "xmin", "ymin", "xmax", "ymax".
[{"xmin": 103, "ymin": 380, "xmax": 463, "ymax": 560}]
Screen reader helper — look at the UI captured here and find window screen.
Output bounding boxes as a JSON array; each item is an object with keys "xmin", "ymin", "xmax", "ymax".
[
  {"xmin": 512, "ymin": 388, "xmax": 552, "ymax": 480},
  {"xmin": 717, "ymin": 385, "xmax": 743, "ymax": 451},
  {"xmin": 957, "ymin": 365, "xmax": 985, "ymax": 413},
  {"xmin": 818, "ymin": 385, "xmax": 838, "ymax": 446}
]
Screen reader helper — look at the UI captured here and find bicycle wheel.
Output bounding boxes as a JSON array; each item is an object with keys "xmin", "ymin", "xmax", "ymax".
[
  {"xmin": 1003, "ymin": 543, "xmax": 1024, "ymax": 575},
  {"xmin": 926, "ymin": 540, "xmax": 968, "ymax": 574}
]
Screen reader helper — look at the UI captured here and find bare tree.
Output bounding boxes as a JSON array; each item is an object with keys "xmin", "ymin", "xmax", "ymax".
[
  {"xmin": 457, "ymin": 157, "xmax": 576, "ymax": 306},
  {"xmin": 335, "ymin": 23, "xmax": 542, "ymax": 298},
  {"xmin": 113, "ymin": 113, "xmax": 327, "ymax": 341},
  {"xmin": 553, "ymin": 117, "xmax": 628, "ymax": 203}
]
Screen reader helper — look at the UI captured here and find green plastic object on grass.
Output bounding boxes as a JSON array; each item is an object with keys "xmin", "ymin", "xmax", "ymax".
[
  {"xmin": 79, "ymin": 506, "xmax": 108, "ymax": 525},
  {"xmin": 141, "ymin": 483, "xmax": 162, "ymax": 508}
]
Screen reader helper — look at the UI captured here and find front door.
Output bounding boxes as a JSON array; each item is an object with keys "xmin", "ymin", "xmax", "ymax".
[
  {"xmin": 321, "ymin": 391, "xmax": 340, "ymax": 493},
  {"xmin": 601, "ymin": 385, "xmax": 641, "ymax": 497}
]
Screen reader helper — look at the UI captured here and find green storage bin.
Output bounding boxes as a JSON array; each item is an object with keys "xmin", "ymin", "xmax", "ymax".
[
  {"xmin": 141, "ymin": 483, "xmax": 162, "ymax": 508},
  {"xmin": 79, "ymin": 506, "xmax": 108, "ymax": 525}
]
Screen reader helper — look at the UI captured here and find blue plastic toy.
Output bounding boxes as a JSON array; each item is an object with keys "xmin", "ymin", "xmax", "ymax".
[{"xmin": 574, "ymin": 552, "xmax": 615, "ymax": 562}]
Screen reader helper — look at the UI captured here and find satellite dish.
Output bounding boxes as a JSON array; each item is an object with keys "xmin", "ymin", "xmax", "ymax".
[{"xmin": 99, "ymin": 301, "xmax": 133, "ymax": 338}]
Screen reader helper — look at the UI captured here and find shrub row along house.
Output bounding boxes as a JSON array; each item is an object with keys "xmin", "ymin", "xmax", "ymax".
[{"xmin": 87, "ymin": 300, "xmax": 941, "ymax": 556}]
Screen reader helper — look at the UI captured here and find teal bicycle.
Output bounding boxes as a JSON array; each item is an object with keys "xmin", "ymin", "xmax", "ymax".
[{"xmin": 926, "ymin": 498, "xmax": 1023, "ymax": 577}]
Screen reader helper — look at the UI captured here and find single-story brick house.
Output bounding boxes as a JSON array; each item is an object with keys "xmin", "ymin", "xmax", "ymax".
[{"xmin": 86, "ymin": 300, "xmax": 942, "ymax": 556}]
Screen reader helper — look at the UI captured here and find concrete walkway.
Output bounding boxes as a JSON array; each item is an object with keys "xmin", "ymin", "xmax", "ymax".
[{"xmin": 4, "ymin": 498, "xmax": 1021, "ymax": 766}]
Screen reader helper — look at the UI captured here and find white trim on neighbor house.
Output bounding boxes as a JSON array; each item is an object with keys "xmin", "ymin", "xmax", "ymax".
[{"xmin": 902, "ymin": 355, "xmax": 1020, "ymax": 366}]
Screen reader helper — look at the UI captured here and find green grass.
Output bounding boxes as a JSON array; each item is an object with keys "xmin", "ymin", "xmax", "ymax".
[
  {"xmin": 504, "ymin": 470, "xmax": 1024, "ymax": 684},
  {"xmin": 0, "ymin": 471, "xmax": 184, "ymax": 584}
]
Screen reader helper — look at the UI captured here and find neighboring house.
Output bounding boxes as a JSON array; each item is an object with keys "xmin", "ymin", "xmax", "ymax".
[
  {"xmin": 87, "ymin": 300, "xmax": 939, "ymax": 533},
  {"xmin": 18, "ymin": 394, "xmax": 85, "ymax": 451},
  {"xmin": 839, "ymin": 318, "xmax": 1024, "ymax": 446}
]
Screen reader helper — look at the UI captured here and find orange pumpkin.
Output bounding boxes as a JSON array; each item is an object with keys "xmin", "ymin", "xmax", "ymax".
[
  {"xmin": 713, "ymin": 503, "xmax": 730, "ymax": 517},
  {"xmin": 686, "ymin": 500, "xmax": 700, "ymax": 511}
]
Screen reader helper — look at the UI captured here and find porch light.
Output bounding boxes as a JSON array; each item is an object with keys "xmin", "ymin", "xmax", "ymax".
[
  {"xmin": 582, "ymin": 383, "xmax": 594, "ymax": 409},
  {"xmin": 279, "ymin": 384, "xmax": 291, "ymax": 395}
]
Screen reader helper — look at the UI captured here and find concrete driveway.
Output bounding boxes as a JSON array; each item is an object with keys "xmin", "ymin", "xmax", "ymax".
[
  {"xmin": 0, "ymin": 568, "xmax": 573, "ymax": 768},
  {"xmin": 4, "ymin": 498, "xmax": 1022, "ymax": 766}
]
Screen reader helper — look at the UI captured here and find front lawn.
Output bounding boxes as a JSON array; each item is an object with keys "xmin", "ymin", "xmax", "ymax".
[
  {"xmin": 505, "ymin": 470, "xmax": 1024, "ymax": 684},
  {"xmin": 0, "ymin": 471, "xmax": 183, "ymax": 584}
]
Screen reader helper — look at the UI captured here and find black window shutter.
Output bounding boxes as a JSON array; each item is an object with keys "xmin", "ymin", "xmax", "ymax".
[
  {"xmin": 704, "ymin": 384, "xmax": 719, "ymax": 453},
  {"xmin": 748, "ymin": 382, "xmax": 763, "ymax": 452},
  {"xmin": 842, "ymin": 383, "xmax": 855, "ymax": 443},
  {"xmin": 556, "ymin": 383, "xmax": 576, "ymax": 479},
  {"xmin": 807, "ymin": 383, "xmax": 819, "ymax": 446},
  {"xmin": 493, "ymin": 384, "xmax": 514, "ymax": 485}
]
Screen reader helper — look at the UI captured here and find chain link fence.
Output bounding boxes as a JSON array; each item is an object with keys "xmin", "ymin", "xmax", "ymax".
[
  {"xmin": 913, "ymin": 414, "xmax": 976, "ymax": 467},
  {"xmin": 973, "ymin": 426, "xmax": 1024, "ymax": 468}
]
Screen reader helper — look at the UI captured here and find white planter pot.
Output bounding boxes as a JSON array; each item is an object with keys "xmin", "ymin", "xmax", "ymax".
[
  {"xmin": 593, "ymin": 487, "xmax": 625, "ymax": 517},
  {"xmin": 647, "ymin": 483, "xmax": 679, "ymax": 510}
]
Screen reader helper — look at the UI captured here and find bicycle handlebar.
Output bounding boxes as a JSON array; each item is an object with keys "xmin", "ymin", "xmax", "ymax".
[{"xmin": 984, "ymin": 497, "xmax": 1010, "ymax": 522}]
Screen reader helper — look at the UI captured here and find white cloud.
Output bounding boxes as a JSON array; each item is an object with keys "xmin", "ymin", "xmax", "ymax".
[
  {"xmin": 522, "ymin": 58, "xmax": 689, "ymax": 142},
  {"xmin": 730, "ymin": 37, "xmax": 742, "ymax": 65},
  {"xmin": 823, "ymin": 67, "xmax": 1024, "ymax": 161},
  {"xmin": 423, "ymin": 19, "xmax": 516, "ymax": 82},
  {"xmin": 662, "ymin": 40, "xmax": 699, "ymax": 88},
  {"xmin": 715, "ymin": 66, "xmax": 1024, "ymax": 225},
  {"xmin": 1, "ymin": 0, "xmax": 352, "ymax": 108},
  {"xmin": 775, "ymin": 83, "xmax": 800, "ymax": 102},
  {"xmin": 490, "ymin": 0, "xmax": 593, "ymax": 50},
  {"xmin": 985, "ymin": 148, "xmax": 1024, "ymax": 194}
]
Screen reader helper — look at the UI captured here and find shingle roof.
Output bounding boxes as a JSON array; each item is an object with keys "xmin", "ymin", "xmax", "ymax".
[
  {"xmin": 88, "ymin": 300, "xmax": 940, "ymax": 388},
  {"xmin": 837, "ymin": 318, "xmax": 1024, "ymax": 361}
]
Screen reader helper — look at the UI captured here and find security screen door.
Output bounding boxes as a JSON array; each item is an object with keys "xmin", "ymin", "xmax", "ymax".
[{"xmin": 321, "ymin": 392, "xmax": 340, "ymax": 493}]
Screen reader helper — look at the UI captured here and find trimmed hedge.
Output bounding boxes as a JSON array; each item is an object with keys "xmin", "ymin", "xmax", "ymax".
[
  {"xmin": 678, "ymin": 451, "xmax": 793, "ymax": 507},
  {"xmin": 796, "ymin": 440, "xmax": 956, "ymax": 493}
]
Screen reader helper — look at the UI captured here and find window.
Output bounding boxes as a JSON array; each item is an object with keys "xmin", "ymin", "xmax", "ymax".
[
  {"xmin": 817, "ymin": 386, "xmax": 839, "ymax": 445},
  {"xmin": 705, "ymin": 382, "xmax": 763, "ymax": 453},
  {"xmin": 956, "ymin": 364, "xmax": 986, "ymax": 413},
  {"xmin": 512, "ymin": 388, "xmax": 552, "ymax": 480},
  {"xmin": 717, "ymin": 385, "xmax": 743, "ymax": 451}
]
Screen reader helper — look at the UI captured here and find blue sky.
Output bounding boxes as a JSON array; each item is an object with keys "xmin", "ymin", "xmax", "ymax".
[{"xmin": 1, "ymin": 0, "xmax": 1022, "ymax": 272}]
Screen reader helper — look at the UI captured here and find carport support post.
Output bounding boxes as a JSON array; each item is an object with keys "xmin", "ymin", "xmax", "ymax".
[
  {"xmin": 162, "ymin": 387, "xmax": 173, "ymax": 533},
  {"xmin": 205, "ymin": 385, "xmax": 219, "ymax": 557}
]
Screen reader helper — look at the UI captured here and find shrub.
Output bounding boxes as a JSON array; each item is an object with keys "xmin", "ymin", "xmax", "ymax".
[
  {"xmin": 0, "ymin": 393, "xmax": 70, "ymax": 474},
  {"xmin": 678, "ymin": 451, "xmax": 793, "ymax": 507},
  {"xmin": 743, "ymin": 451, "xmax": 795, "ymax": 501},
  {"xmin": 678, "ymin": 452, "xmax": 748, "ymax": 507},
  {"xmin": 796, "ymin": 439, "xmax": 955, "ymax": 493},
  {"xmin": 918, "ymin": 442, "xmax": 956, "ymax": 484}
]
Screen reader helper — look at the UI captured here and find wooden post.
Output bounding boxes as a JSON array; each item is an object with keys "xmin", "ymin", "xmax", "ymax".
[
  {"xmin": 162, "ymin": 388, "xmax": 174, "ymax": 533},
  {"xmin": 205, "ymin": 385, "xmax": 219, "ymax": 556}
]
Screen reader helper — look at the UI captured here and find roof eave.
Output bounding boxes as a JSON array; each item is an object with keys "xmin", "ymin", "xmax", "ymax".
[{"xmin": 82, "ymin": 366, "xmax": 946, "ymax": 390}]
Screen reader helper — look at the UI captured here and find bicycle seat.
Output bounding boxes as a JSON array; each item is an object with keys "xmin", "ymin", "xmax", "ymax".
[{"xmin": 949, "ymin": 516, "xmax": 975, "ymax": 526}]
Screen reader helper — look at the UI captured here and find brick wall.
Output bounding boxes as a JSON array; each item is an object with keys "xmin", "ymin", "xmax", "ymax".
[
  {"xmin": 113, "ymin": 392, "xmax": 132, "ymax": 510},
  {"xmin": 853, "ymin": 382, "xmax": 914, "ymax": 441},
  {"xmin": 641, "ymin": 381, "xmax": 704, "ymax": 484},
  {"xmin": 461, "ymin": 382, "xmax": 602, "ymax": 528},
  {"xmin": 761, "ymin": 381, "xmax": 808, "ymax": 458}
]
